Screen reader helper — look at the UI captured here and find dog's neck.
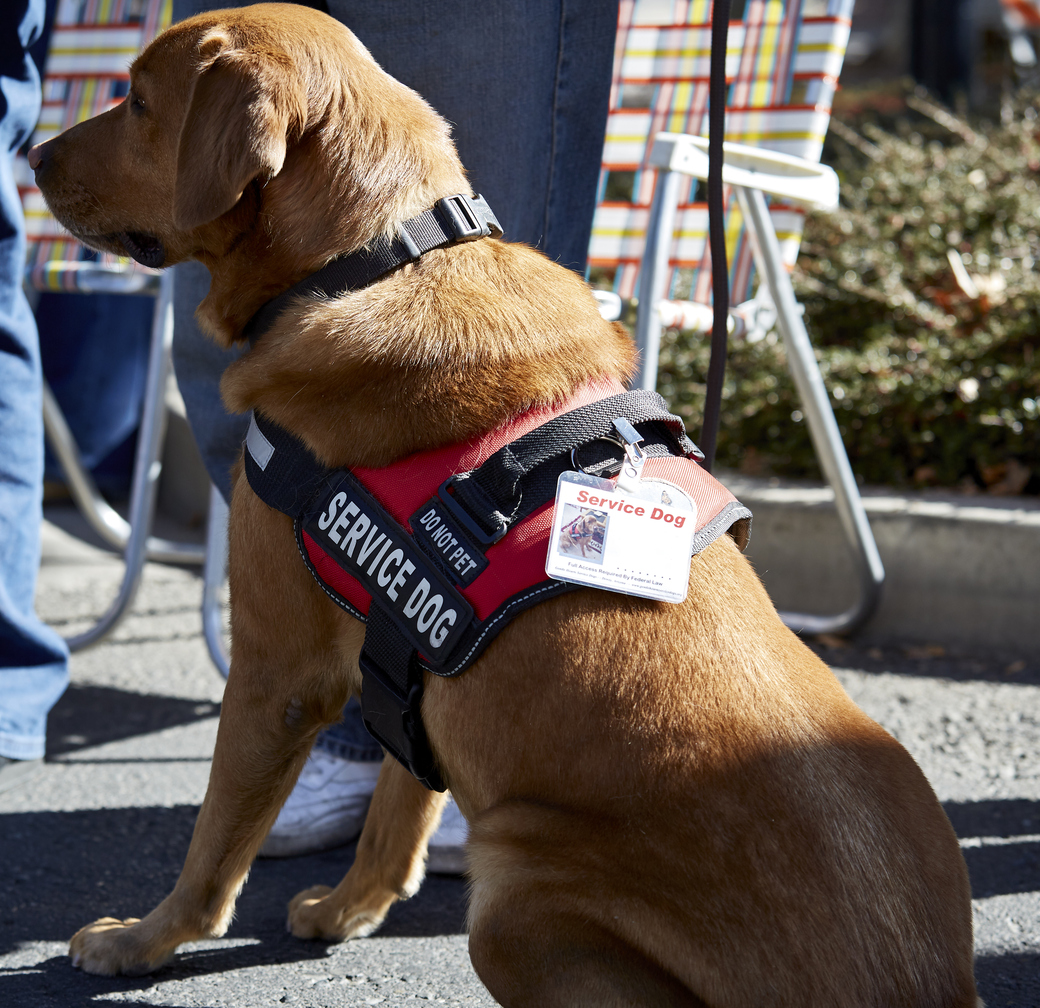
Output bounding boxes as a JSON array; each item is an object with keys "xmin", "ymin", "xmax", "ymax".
[
  {"xmin": 219, "ymin": 238, "xmax": 637, "ymax": 470},
  {"xmin": 193, "ymin": 168, "xmax": 470, "ymax": 347},
  {"xmin": 239, "ymin": 195, "xmax": 502, "ymax": 347}
]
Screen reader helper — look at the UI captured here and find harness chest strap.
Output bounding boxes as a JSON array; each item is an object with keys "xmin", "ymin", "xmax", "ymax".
[{"xmin": 244, "ymin": 385, "xmax": 751, "ymax": 790}]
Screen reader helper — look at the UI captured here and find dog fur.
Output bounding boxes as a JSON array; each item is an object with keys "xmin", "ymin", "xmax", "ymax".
[{"xmin": 32, "ymin": 5, "xmax": 979, "ymax": 1004}]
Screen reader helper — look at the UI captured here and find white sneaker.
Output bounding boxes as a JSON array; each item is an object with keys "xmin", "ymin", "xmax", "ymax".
[
  {"xmin": 258, "ymin": 749, "xmax": 469, "ymax": 874},
  {"xmin": 258, "ymin": 750, "xmax": 382, "ymax": 858},
  {"xmin": 427, "ymin": 796, "xmax": 468, "ymax": 875}
]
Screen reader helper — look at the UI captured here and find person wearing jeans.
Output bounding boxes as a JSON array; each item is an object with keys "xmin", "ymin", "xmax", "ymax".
[
  {"xmin": 170, "ymin": 0, "xmax": 618, "ymax": 865},
  {"xmin": 0, "ymin": 0, "xmax": 70, "ymax": 793}
]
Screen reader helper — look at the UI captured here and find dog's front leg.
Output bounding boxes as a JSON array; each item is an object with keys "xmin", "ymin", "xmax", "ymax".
[
  {"xmin": 68, "ymin": 655, "xmax": 341, "ymax": 975},
  {"xmin": 69, "ymin": 489, "xmax": 352, "ymax": 976},
  {"xmin": 287, "ymin": 756, "xmax": 448, "ymax": 941}
]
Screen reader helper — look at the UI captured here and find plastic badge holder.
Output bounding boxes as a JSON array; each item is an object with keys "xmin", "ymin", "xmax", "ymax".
[{"xmin": 545, "ymin": 466, "xmax": 697, "ymax": 604}]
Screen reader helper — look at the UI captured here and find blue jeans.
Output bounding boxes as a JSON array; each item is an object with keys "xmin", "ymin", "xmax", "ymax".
[
  {"xmin": 171, "ymin": 0, "xmax": 617, "ymax": 761},
  {"xmin": 0, "ymin": 0, "xmax": 70, "ymax": 761}
]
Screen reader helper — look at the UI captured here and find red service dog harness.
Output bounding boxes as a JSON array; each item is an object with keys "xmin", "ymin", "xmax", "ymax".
[
  {"xmin": 244, "ymin": 379, "xmax": 751, "ymax": 790},
  {"xmin": 240, "ymin": 194, "xmax": 750, "ymax": 790}
]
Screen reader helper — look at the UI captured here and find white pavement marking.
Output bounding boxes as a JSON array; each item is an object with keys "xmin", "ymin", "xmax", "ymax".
[{"xmin": 974, "ymin": 895, "xmax": 1040, "ymax": 955}]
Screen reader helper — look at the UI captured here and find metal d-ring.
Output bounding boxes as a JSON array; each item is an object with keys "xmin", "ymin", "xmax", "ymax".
[{"xmin": 569, "ymin": 435, "xmax": 627, "ymax": 476}]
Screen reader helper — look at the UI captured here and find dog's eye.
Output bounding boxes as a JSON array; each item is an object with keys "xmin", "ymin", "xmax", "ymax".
[{"xmin": 129, "ymin": 92, "xmax": 146, "ymax": 112}]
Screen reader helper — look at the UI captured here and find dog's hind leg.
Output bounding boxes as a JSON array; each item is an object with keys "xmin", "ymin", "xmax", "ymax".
[
  {"xmin": 463, "ymin": 804, "xmax": 708, "ymax": 1008},
  {"xmin": 286, "ymin": 756, "xmax": 448, "ymax": 941},
  {"xmin": 69, "ymin": 486, "xmax": 357, "ymax": 976},
  {"xmin": 468, "ymin": 894, "xmax": 707, "ymax": 1008}
]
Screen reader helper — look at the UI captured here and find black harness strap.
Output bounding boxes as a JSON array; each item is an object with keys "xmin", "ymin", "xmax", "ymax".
[
  {"xmin": 243, "ymin": 411, "xmax": 327, "ymax": 513},
  {"xmin": 359, "ymin": 603, "xmax": 445, "ymax": 791},
  {"xmin": 442, "ymin": 389, "xmax": 703, "ymax": 541}
]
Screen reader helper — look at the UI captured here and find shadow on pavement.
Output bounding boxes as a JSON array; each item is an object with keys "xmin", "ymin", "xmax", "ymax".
[
  {"xmin": 0, "ymin": 803, "xmax": 468, "ymax": 957},
  {"xmin": 809, "ymin": 640, "xmax": 1040, "ymax": 686},
  {"xmin": 975, "ymin": 950, "xmax": 1040, "ymax": 1007},
  {"xmin": 942, "ymin": 799, "xmax": 1040, "ymax": 900},
  {"xmin": 943, "ymin": 799, "xmax": 1040, "ymax": 839},
  {"xmin": 961, "ymin": 841, "xmax": 1040, "ymax": 900},
  {"xmin": 45, "ymin": 684, "xmax": 219, "ymax": 758}
]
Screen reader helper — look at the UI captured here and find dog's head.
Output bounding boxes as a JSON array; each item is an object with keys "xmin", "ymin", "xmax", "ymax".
[{"xmin": 31, "ymin": 3, "xmax": 469, "ymax": 342}]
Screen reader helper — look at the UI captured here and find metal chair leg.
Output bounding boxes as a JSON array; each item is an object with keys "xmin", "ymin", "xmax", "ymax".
[
  {"xmin": 202, "ymin": 483, "xmax": 230, "ymax": 678},
  {"xmin": 633, "ymin": 168, "xmax": 680, "ymax": 392},
  {"xmin": 734, "ymin": 184, "xmax": 884, "ymax": 634},
  {"xmin": 63, "ymin": 272, "xmax": 176, "ymax": 650},
  {"xmin": 42, "ymin": 381, "xmax": 204, "ymax": 566}
]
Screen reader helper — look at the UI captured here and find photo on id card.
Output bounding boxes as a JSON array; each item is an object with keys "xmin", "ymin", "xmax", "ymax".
[{"xmin": 554, "ymin": 504, "xmax": 609, "ymax": 565}]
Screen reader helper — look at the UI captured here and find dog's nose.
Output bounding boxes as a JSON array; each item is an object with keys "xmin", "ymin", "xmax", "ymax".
[{"xmin": 28, "ymin": 143, "xmax": 44, "ymax": 170}]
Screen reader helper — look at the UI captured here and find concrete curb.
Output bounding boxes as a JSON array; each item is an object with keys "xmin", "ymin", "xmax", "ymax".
[{"xmin": 719, "ymin": 472, "xmax": 1040, "ymax": 654}]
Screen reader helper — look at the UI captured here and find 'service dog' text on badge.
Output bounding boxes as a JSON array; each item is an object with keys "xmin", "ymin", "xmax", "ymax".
[{"xmin": 545, "ymin": 471, "xmax": 697, "ymax": 604}]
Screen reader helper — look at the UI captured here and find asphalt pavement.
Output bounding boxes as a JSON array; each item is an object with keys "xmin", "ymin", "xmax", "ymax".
[{"xmin": 1, "ymin": 503, "xmax": 1038, "ymax": 1007}]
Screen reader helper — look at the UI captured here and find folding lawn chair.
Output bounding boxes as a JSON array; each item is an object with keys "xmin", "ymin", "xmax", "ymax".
[
  {"xmin": 19, "ymin": 0, "xmax": 212, "ymax": 653},
  {"xmin": 588, "ymin": 0, "xmax": 885, "ymax": 635}
]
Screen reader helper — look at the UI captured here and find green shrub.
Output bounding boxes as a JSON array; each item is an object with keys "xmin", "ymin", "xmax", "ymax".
[{"xmin": 656, "ymin": 92, "xmax": 1040, "ymax": 494}]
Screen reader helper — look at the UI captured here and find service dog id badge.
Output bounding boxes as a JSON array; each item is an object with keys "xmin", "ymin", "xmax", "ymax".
[{"xmin": 545, "ymin": 468, "xmax": 698, "ymax": 604}]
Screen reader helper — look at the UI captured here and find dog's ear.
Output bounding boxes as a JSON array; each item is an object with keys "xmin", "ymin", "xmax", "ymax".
[{"xmin": 173, "ymin": 31, "xmax": 305, "ymax": 231}]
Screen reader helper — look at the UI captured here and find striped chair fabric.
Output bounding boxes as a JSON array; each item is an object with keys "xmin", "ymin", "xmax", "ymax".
[
  {"xmin": 19, "ymin": 0, "xmax": 172, "ymax": 292},
  {"xmin": 589, "ymin": 0, "xmax": 855, "ymax": 304}
]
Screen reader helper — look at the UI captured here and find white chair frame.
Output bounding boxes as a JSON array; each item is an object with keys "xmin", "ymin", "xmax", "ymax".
[{"xmin": 634, "ymin": 132, "xmax": 884, "ymax": 635}]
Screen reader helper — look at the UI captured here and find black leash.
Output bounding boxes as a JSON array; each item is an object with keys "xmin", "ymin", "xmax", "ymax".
[{"xmin": 699, "ymin": 0, "xmax": 732, "ymax": 473}]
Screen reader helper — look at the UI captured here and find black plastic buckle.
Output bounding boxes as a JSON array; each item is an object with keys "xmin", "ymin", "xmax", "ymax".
[
  {"xmin": 435, "ymin": 193, "xmax": 503, "ymax": 242},
  {"xmin": 437, "ymin": 476, "xmax": 509, "ymax": 546},
  {"xmin": 359, "ymin": 651, "xmax": 445, "ymax": 792}
]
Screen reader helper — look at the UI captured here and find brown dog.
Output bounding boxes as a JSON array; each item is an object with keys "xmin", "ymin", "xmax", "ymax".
[{"xmin": 32, "ymin": 5, "xmax": 979, "ymax": 1004}]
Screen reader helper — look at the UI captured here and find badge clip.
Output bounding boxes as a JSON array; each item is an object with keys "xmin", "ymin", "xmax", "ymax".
[{"xmin": 612, "ymin": 417, "xmax": 645, "ymax": 493}]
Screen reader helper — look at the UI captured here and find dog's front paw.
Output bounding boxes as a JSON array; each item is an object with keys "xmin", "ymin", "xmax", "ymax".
[
  {"xmin": 69, "ymin": 917, "xmax": 174, "ymax": 976},
  {"xmin": 287, "ymin": 884, "xmax": 390, "ymax": 942}
]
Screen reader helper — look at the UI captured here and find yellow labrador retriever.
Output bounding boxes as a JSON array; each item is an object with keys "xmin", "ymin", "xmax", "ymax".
[{"xmin": 31, "ymin": 5, "xmax": 979, "ymax": 1005}]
